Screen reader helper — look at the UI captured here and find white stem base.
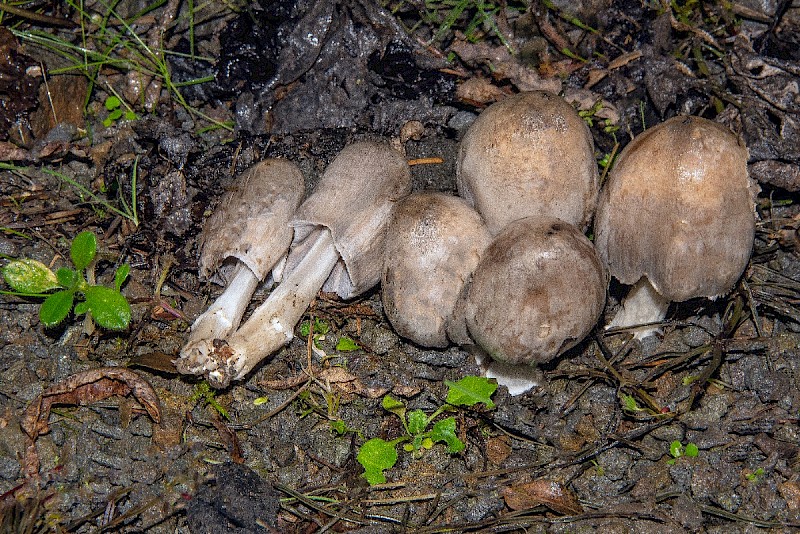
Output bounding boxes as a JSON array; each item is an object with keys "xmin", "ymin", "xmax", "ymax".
[
  {"xmin": 473, "ymin": 350, "xmax": 543, "ymax": 396},
  {"xmin": 188, "ymin": 263, "xmax": 260, "ymax": 344},
  {"xmin": 607, "ymin": 278, "xmax": 671, "ymax": 340},
  {"xmin": 181, "ymin": 228, "xmax": 339, "ymax": 387}
]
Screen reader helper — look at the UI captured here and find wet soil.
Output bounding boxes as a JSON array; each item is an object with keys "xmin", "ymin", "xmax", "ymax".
[{"xmin": 1, "ymin": 0, "xmax": 800, "ymax": 532}]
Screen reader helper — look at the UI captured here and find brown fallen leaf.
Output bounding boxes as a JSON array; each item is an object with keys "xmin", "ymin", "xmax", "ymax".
[
  {"xmin": 210, "ymin": 413, "xmax": 244, "ymax": 464},
  {"xmin": 502, "ymin": 479, "xmax": 583, "ymax": 515},
  {"xmin": 20, "ymin": 366, "xmax": 162, "ymax": 440}
]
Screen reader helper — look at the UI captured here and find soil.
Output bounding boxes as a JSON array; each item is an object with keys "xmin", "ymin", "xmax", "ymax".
[{"xmin": 1, "ymin": 0, "xmax": 800, "ymax": 532}]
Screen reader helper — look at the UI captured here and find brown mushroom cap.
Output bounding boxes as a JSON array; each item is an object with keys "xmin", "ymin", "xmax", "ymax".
[
  {"xmin": 463, "ymin": 216, "xmax": 608, "ymax": 366},
  {"xmin": 594, "ymin": 116, "xmax": 756, "ymax": 302},
  {"xmin": 382, "ymin": 192, "xmax": 492, "ymax": 348},
  {"xmin": 290, "ymin": 141, "xmax": 412, "ymax": 299},
  {"xmin": 457, "ymin": 91, "xmax": 599, "ymax": 235},
  {"xmin": 199, "ymin": 158, "xmax": 304, "ymax": 283}
]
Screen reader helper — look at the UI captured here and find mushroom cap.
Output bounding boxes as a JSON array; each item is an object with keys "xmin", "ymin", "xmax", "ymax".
[
  {"xmin": 457, "ymin": 91, "xmax": 599, "ymax": 235},
  {"xmin": 382, "ymin": 192, "xmax": 492, "ymax": 348},
  {"xmin": 199, "ymin": 158, "xmax": 305, "ymax": 283},
  {"xmin": 594, "ymin": 116, "xmax": 756, "ymax": 302},
  {"xmin": 463, "ymin": 216, "xmax": 608, "ymax": 366},
  {"xmin": 290, "ymin": 141, "xmax": 412, "ymax": 299}
]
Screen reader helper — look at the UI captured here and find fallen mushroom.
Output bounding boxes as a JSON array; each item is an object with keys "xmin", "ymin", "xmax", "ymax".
[
  {"xmin": 181, "ymin": 159, "xmax": 304, "ymax": 358},
  {"xmin": 381, "ymin": 192, "xmax": 492, "ymax": 348},
  {"xmin": 594, "ymin": 116, "xmax": 757, "ymax": 339},
  {"xmin": 178, "ymin": 141, "xmax": 412, "ymax": 387},
  {"xmin": 457, "ymin": 91, "xmax": 599, "ymax": 235},
  {"xmin": 455, "ymin": 216, "xmax": 608, "ymax": 395}
]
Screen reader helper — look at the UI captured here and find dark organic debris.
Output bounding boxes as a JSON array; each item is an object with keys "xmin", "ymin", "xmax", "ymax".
[{"xmin": 185, "ymin": 462, "xmax": 280, "ymax": 532}]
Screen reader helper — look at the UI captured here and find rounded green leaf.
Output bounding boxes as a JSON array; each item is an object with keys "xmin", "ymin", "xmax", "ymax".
[
  {"xmin": 56, "ymin": 267, "xmax": 78, "ymax": 288},
  {"xmin": 40, "ymin": 290, "xmax": 74, "ymax": 327},
  {"xmin": 357, "ymin": 438, "xmax": 398, "ymax": 486},
  {"xmin": 83, "ymin": 286, "xmax": 131, "ymax": 330},
  {"xmin": 3, "ymin": 259, "xmax": 59, "ymax": 294},
  {"xmin": 71, "ymin": 232, "xmax": 97, "ymax": 271},
  {"xmin": 104, "ymin": 95, "xmax": 121, "ymax": 110}
]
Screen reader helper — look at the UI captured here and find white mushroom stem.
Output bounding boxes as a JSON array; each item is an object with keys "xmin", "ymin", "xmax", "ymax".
[
  {"xmin": 607, "ymin": 277, "xmax": 671, "ymax": 340},
  {"xmin": 204, "ymin": 227, "xmax": 340, "ymax": 387},
  {"xmin": 183, "ymin": 263, "xmax": 261, "ymax": 349},
  {"xmin": 473, "ymin": 350, "xmax": 543, "ymax": 397}
]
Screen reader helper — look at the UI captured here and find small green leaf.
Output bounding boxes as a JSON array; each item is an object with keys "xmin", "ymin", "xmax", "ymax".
[
  {"xmin": 71, "ymin": 231, "xmax": 97, "ymax": 271},
  {"xmin": 253, "ymin": 396, "xmax": 269, "ymax": 406},
  {"xmin": 56, "ymin": 267, "xmax": 78, "ymax": 288},
  {"xmin": 3, "ymin": 259, "xmax": 59, "ymax": 294},
  {"xmin": 299, "ymin": 318, "xmax": 329, "ymax": 337},
  {"xmin": 430, "ymin": 417, "xmax": 465, "ymax": 453},
  {"xmin": 107, "ymin": 108, "xmax": 123, "ymax": 122},
  {"xmin": 669, "ymin": 440, "xmax": 683, "ymax": 459},
  {"xmin": 381, "ymin": 395, "xmax": 407, "ymax": 422},
  {"xmin": 621, "ymin": 394, "xmax": 642, "ymax": 412},
  {"xmin": 445, "ymin": 376, "xmax": 497, "ymax": 409},
  {"xmin": 330, "ymin": 419, "xmax": 347, "ymax": 435},
  {"xmin": 83, "ymin": 286, "xmax": 131, "ymax": 330},
  {"xmin": 124, "ymin": 110, "xmax": 138, "ymax": 121},
  {"xmin": 684, "ymin": 443, "xmax": 699, "ymax": 458},
  {"xmin": 114, "ymin": 264, "xmax": 131, "ymax": 291},
  {"xmin": 102, "ymin": 117, "xmax": 113, "ymax": 127},
  {"xmin": 407, "ymin": 410, "xmax": 429, "ymax": 436},
  {"xmin": 40, "ymin": 290, "xmax": 74, "ymax": 327},
  {"xmin": 104, "ymin": 95, "xmax": 121, "ymax": 110},
  {"xmin": 336, "ymin": 336, "xmax": 360, "ymax": 352},
  {"xmin": 357, "ymin": 438, "xmax": 399, "ymax": 485}
]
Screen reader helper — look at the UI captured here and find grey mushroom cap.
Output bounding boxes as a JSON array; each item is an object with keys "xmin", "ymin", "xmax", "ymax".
[
  {"xmin": 199, "ymin": 158, "xmax": 304, "ymax": 283},
  {"xmin": 382, "ymin": 192, "xmax": 492, "ymax": 348},
  {"xmin": 462, "ymin": 216, "xmax": 608, "ymax": 366},
  {"xmin": 457, "ymin": 91, "xmax": 599, "ymax": 235},
  {"xmin": 594, "ymin": 115, "xmax": 756, "ymax": 303},
  {"xmin": 289, "ymin": 141, "xmax": 412, "ymax": 299}
]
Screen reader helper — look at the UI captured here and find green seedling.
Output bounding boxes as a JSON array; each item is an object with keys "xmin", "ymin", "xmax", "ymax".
[
  {"xmin": 299, "ymin": 318, "xmax": 329, "ymax": 348},
  {"xmin": 2, "ymin": 231, "xmax": 131, "ymax": 330},
  {"xmin": 335, "ymin": 335, "xmax": 360, "ymax": 352},
  {"xmin": 190, "ymin": 380, "xmax": 229, "ymax": 419},
  {"xmin": 330, "ymin": 419, "xmax": 363, "ymax": 439},
  {"xmin": 357, "ymin": 376, "xmax": 497, "ymax": 485},
  {"xmin": 745, "ymin": 467, "xmax": 765, "ymax": 483},
  {"xmin": 102, "ymin": 95, "xmax": 138, "ymax": 127},
  {"xmin": 666, "ymin": 440, "xmax": 699, "ymax": 465}
]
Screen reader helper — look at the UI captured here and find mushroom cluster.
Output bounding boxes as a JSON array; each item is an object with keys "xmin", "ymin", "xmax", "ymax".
[
  {"xmin": 177, "ymin": 142, "xmax": 411, "ymax": 387},
  {"xmin": 178, "ymin": 92, "xmax": 756, "ymax": 395}
]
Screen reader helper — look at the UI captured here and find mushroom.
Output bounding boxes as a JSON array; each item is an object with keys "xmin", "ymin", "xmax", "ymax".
[
  {"xmin": 457, "ymin": 91, "xmax": 599, "ymax": 235},
  {"xmin": 181, "ymin": 158, "xmax": 304, "ymax": 356},
  {"xmin": 178, "ymin": 141, "xmax": 412, "ymax": 387},
  {"xmin": 456, "ymin": 216, "xmax": 608, "ymax": 395},
  {"xmin": 381, "ymin": 192, "xmax": 492, "ymax": 348},
  {"xmin": 594, "ymin": 116, "xmax": 756, "ymax": 339}
]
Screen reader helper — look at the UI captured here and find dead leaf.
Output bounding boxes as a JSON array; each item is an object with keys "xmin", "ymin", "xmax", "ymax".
[
  {"xmin": 502, "ymin": 479, "xmax": 583, "ymax": 515},
  {"xmin": 0, "ymin": 141, "xmax": 29, "ymax": 161},
  {"xmin": 129, "ymin": 351, "xmax": 180, "ymax": 374},
  {"xmin": 456, "ymin": 77, "xmax": 509, "ymax": 106},
  {"xmin": 21, "ymin": 366, "xmax": 162, "ymax": 440},
  {"xmin": 210, "ymin": 414, "xmax": 244, "ymax": 464}
]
